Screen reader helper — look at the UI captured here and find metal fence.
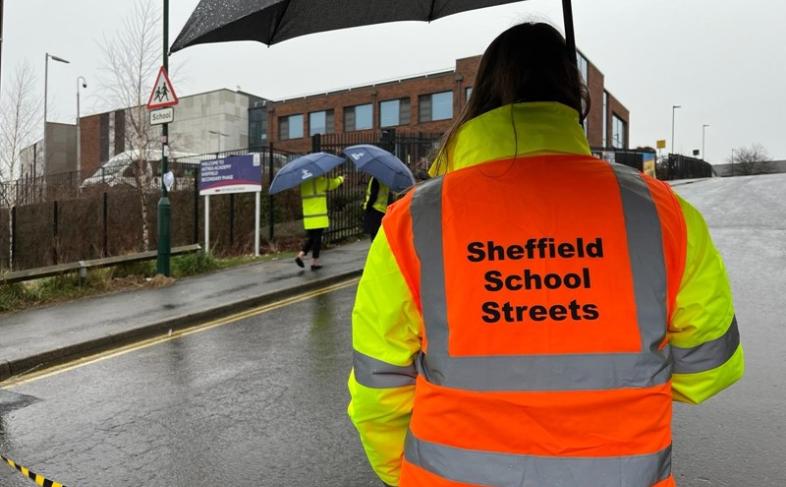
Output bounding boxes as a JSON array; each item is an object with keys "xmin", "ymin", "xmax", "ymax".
[
  {"xmin": 0, "ymin": 145, "xmax": 307, "ymax": 272},
  {"xmin": 657, "ymin": 154, "xmax": 714, "ymax": 180},
  {"xmin": 0, "ymin": 133, "xmax": 445, "ymax": 272}
]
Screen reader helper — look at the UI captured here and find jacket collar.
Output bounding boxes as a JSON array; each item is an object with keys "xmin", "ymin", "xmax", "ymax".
[{"xmin": 430, "ymin": 102, "xmax": 592, "ymax": 176}]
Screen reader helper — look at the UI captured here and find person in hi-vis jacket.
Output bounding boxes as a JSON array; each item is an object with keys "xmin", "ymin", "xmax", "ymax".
[
  {"xmin": 295, "ymin": 175, "xmax": 343, "ymax": 270},
  {"xmin": 348, "ymin": 22, "xmax": 743, "ymax": 487}
]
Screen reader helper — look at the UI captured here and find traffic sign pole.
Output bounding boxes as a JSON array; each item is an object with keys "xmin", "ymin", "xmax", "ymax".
[{"xmin": 156, "ymin": 0, "xmax": 171, "ymax": 276}]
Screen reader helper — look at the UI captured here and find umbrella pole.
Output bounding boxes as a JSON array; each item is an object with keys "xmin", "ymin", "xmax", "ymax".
[{"xmin": 562, "ymin": 0, "xmax": 577, "ymax": 60}]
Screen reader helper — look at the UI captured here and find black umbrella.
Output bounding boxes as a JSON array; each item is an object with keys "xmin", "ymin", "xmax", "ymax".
[{"xmin": 171, "ymin": 0, "xmax": 576, "ymax": 58}]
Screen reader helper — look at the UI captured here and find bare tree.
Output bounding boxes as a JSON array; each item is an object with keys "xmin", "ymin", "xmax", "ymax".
[
  {"xmin": 0, "ymin": 61, "xmax": 41, "ymax": 188},
  {"xmin": 97, "ymin": 0, "xmax": 161, "ymax": 250},
  {"xmin": 730, "ymin": 143, "xmax": 770, "ymax": 176},
  {"xmin": 0, "ymin": 62, "xmax": 42, "ymax": 270}
]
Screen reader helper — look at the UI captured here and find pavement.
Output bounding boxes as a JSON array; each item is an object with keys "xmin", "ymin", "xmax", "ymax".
[{"xmin": 0, "ymin": 239, "xmax": 370, "ymax": 383}]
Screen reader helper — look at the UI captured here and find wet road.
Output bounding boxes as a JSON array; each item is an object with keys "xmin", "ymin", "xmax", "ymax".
[
  {"xmin": 0, "ymin": 282, "xmax": 379, "ymax": 487},
  {"xmin": 1, "ymin": 175, "xmax": 785, "ymax": 487}
]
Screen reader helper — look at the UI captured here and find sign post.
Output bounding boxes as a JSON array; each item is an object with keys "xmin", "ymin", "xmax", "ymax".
[
  {"xmin": 199, "ymin": 154, "xmax": 263, "ymax": 256},
  {"xmin": 151, "ymin": 0, "xmax": 178, "ymax": 276},
  {"xmin": 655, "ymin": 139, "xmax": 667, "ymax": 173}
]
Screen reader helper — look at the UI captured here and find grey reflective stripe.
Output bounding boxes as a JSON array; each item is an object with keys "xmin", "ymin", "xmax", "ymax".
[
  {"xmin": 610, "ymin": 163, "xmax": 669, "ymax": 355},
  {"xmin": 672, "ymin": 315, "xmax": 740, "ymax": 374},
  {"xmin": 302, "ymin": 193, "xmax": 326, "ymax": 199},
  {"xmin": 405, "ymin": 432, "xmax": 672, "ymax": 487},
  {"xmin": 304, "ymin": 213, "xmax": 328, "ymax": 218},
  {"xmin": 411, "ymin": 178, "xmax": 449, "ymax": 358},
  {"xmin": 409, "ymin": 164, "xmax": 671, "ymax": 392},
  {"xmin": 417, "ymin": 348, "xmax": 671, "ymax": 392},
  {"xmin": 353, "ymin": 350, "xmax": 417, "ymax": 388}
]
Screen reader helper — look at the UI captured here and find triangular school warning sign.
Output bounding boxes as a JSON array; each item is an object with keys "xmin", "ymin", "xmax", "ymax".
[{"xmin": 147, "ymin": 66, "xmax": 179, "ymax": 110}]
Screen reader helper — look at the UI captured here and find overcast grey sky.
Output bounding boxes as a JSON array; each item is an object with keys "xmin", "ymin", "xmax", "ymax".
[{"xmin": 3, "ymin": 0, "xmax": 785, "ymax": 163}]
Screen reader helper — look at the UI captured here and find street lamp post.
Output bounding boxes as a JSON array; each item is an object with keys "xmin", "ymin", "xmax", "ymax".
[
  {"xmin": 701, "ymin": 124, "xmax": 711, "ymax": 161},
  {"xmin": 44, "ymin": 52, "xmax": 70, "ymax": 175},
  {"xmin": 671, "ymin": 105, "xmax": 681, "ymax": 155},
  {"xmin": 156, "ymin": 0, "xmax": 171, "ymax": 276},
  {"xmin": 76, "ymin": 76, "xmax": 87, "ymax": 190}
]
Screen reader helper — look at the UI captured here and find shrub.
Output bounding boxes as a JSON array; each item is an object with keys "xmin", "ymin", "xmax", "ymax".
[{"xmin": 171, "ymin": 252, "xmax": 219, "ymax": 278}]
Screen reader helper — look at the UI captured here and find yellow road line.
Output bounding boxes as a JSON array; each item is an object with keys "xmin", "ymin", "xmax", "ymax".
[{"xmin": 2, "ymin": 278, "xmax": 359, "ymax": 388}]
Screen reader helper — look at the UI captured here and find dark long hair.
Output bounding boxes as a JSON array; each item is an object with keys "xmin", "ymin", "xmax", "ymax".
[{"xmin": 434, "ymin": 22, "xmax": 590, "ymax": 173}]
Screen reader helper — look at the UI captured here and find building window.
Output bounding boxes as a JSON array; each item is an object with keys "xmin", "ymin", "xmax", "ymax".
[
  {"xmin": 379, "ymin": 98, "xmax": 411, "ymax": 128},
  {"xmin": 602, "ymin": 92, "xmax": 608, "ymax": 148},
  {"xmin": 344, "ymin": 103, "xmax": 373, "ymax": 132},
  {"xmin": 279, "ymin": 114, "xmax": 304, "ymax": 140},
  {"xmin": 419, "ymin": 91, "xmax": 454, "ymax": 122},
  {"xmin": 249, "ymin": 105, "xmax": 268, "ymax": 149},
  {"xmin": 612, "ymin": 114, "xmax": 626, "ymax": 149},
  {"xmin": 309, "ymin": 110, "xmax": 334, "ymax": 136},
  {"xmin": 577, "ymin": 52, "xmax": 589, "ymax": 84},
  {"xmin": 465, "ymin": 86, "xmax": 473, "ymax": 102}
]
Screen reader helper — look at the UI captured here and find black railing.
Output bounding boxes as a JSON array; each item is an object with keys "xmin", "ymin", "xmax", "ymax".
[
  {"xmin": 0, "ymin": 134, "xmax": 450, "ymax": 271},
  {"xmin": 0, "ymin": 145, "xmax": 309, "ymax": 272},
  {"xmin": 658, "ymin": 154, "xmax": 714, "ymax": 180}
]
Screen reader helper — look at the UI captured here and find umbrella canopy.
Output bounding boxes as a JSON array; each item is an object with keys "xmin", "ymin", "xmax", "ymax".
[
  {"xmin": 344, "ymin": 145, "xmax": 415, "ymax": 192},
  {"xmin": 172, "ymin": 1, "xmax": 575, "ymax": 55},
  {"xmin": 269, "ymin": 151, "xmax": 345, "ymax": 195}
]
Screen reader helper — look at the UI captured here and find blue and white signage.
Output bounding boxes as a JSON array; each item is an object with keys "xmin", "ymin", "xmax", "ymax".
[{"xmin": 199, "ymin": 154, "xmax": 262, "ymax": 196}]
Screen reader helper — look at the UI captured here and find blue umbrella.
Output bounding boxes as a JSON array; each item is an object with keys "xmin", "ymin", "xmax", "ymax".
[
  {"xmin": 344, "ymin": 145, "xmax": 415, "ymax": 192},
  {"xmin": 269, "ymin": 152, "xmax": 345, "ymax": 195}
]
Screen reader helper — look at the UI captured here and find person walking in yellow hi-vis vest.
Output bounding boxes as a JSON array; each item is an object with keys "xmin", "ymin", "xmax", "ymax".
[
  {"xmin": 295, "ymin": 174, "xmax": 343, "ymax": 271},
  {"xmin": 362, "ymin": 177, "xmax": 392, "ymax": 240},
  {"xmin": 348, "ymin": 22, "xmax": 743, "ymax": 487}
]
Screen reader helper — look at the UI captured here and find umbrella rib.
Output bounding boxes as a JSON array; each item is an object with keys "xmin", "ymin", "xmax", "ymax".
[
  {"xmin": 428, "ymin": 0, "xmax": 436, "ymax": 21},
  {"xmin": 269, "ymin": 0, "xmax": 294, "ymax": 44}
]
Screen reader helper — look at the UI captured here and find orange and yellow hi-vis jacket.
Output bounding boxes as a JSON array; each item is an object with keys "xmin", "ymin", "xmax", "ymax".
[{"xmin": 348, "ymin": 102, "xmax": 743, "ymax": 487}]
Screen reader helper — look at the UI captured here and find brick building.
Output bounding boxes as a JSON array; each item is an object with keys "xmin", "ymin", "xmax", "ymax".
[
  {"xmin": 269, "ymin": 52, "xmax": 629, "ymax": 153},
  {"xmin": 78, "ymin": 89, "xmax": 270, "ymax": 182}
]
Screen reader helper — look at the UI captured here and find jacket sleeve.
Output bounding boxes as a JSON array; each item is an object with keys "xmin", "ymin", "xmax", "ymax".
[
  {"xmin": 670, "ymin": 195, "xmax": 744, "ymax": 404},
  {"xmin": 348, "ymin": 226, "xmax": 421, "ymax": 486},
  {"xmin": 327, "ymin": 175, "xmax": 344, "ymax": 191}
]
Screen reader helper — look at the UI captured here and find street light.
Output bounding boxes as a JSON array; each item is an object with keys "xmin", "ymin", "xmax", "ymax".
[
  {"xmin": 671, "ymin": 105, "xmax": 681, "ymax": 155},
  {"xmin": 208, "ymin": 130, "xmax": 229, "ymax": 153},
  {"xmin": 76, "ymin": 76, "xmax": 87, "ymax": 187},
  {"xmin": 701, "ymin": 124, "xmax": 711, "ymax": 161},
  {"xmin": 44, "ymin": 52, "xmax": 70, "ymax": 175}
]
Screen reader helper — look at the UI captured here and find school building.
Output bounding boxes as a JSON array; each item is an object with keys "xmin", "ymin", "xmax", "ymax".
[{"xmin": 267, "ymin": 51, "xmax": 630, "ymax": 153}]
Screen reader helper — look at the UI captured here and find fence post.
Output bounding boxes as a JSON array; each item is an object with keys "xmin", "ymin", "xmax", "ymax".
[
  {"xmin": 53, "ymin": 200, "xmax": 59, "ymax": 264},
  {"xmin": 10, "ymin": 206, "xmax": 16, "ymax": 271},
  {"xmin": 312, "ymin": 133, "xmax": 321, "ymax": 152},
  {"xmin": 268, "ymin": 143, "xmax": 275, "ymax": 242},
  {"xmin": 102, "ymin": 192, "xmax": 108, "ymax": 257},
  {"xmin": 229, "ymin": 193, "xmax": 235, "ymax": 248},
  {"xmin": 193, "ymin": 169, "xmax": 199, "ymax": 245}
]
